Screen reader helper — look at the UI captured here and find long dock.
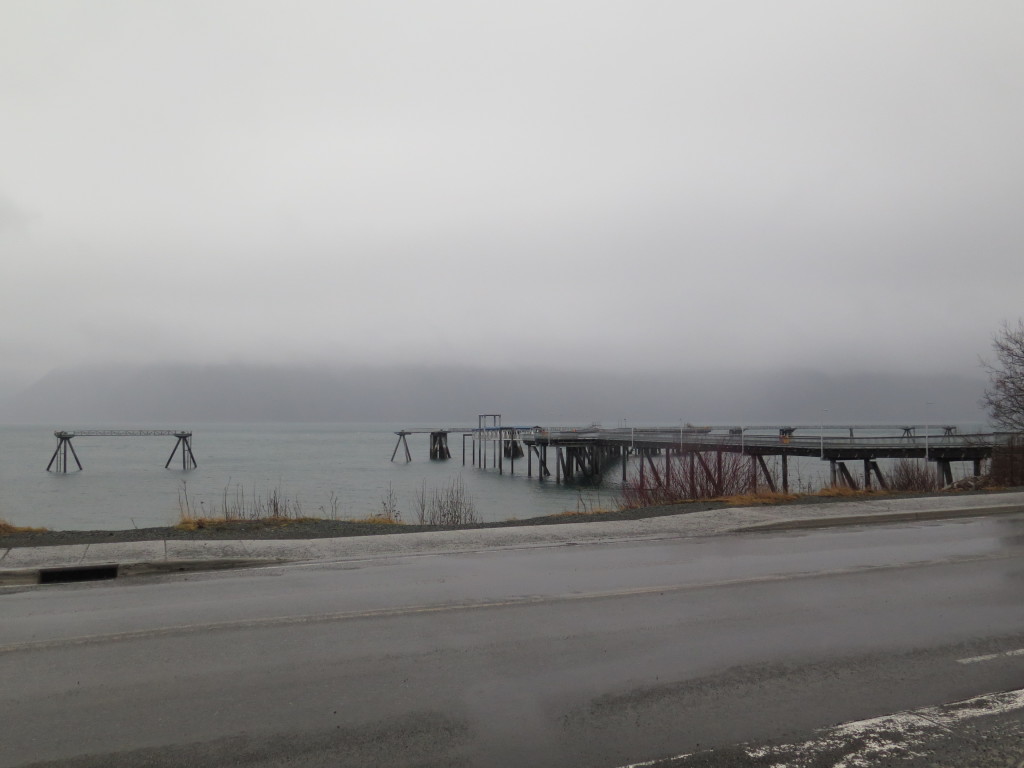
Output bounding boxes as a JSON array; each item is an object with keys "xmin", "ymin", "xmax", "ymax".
[
  {"xmin": 392, "ymin": 419, "xmax": 1006, "ymax": 491},
  {"xmin": 47, "ymin": 430, "xmax": 197, "ymax": 473}
]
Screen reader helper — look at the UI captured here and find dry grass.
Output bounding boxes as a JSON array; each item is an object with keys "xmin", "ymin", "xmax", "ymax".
[
  {"xmin": 348, "ymin": 515, "xmax": 406, "ymax": 526},
  {"xmin": 175, "ymin": 481, "xmax": 418, "ymax": 529},
  {"xmin": 178, "ymin": 481, "xmax": 318, "ymax": 523},
  {"xmin": 553, "ymin": 491, "xmax": 618, "ymax": 517},
  {"xmin": 176, "ymin": 481, "xmax": 348, "ymax": 530},
  {"xmin": 814, "ymin": 485, "xmax": 878, "ymax": 498},
  {"xmin": 718, "ymin": 491, "xmax": 800, "ymax": 506},
  {"xmin": 553, "ymin": 506, "xmax": 617, "ymax": 517},
  {"xmin": 0, "ymin": 518, "xmax": 49, "ymax": 535},
  {"xmin": 175, "ymin": 515, "xmax": 325, "ymax": 531}
]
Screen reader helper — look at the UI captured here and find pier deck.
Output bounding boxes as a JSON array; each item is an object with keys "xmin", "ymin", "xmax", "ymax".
[
  {"xmin": 393, "ymin": 421, "xmax": 1006, "ymax": 492},
  {"xmin": 47, "ymin": 429, "xmax": 197, "ymax": 473}
]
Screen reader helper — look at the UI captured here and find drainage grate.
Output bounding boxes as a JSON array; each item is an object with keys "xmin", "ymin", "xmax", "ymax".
[{"xmin": 39, "ymin": 564, "xmax": 119, "ymax": 584}]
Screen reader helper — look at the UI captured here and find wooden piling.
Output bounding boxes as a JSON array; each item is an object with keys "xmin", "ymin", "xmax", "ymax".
[{"xmin": 429, "ymin": 431, "xmax": 451, "ymax": 460}]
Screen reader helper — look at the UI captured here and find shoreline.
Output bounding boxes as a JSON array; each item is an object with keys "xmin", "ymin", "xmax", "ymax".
[{"xmin": 3, "ymin": 487, "xmax": 1020, "ymax": 549}]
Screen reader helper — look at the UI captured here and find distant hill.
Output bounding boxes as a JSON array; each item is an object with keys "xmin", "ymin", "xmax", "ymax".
[{"xmin": 0, "ymin": 362, "xmax": 990, "ymax": 427}]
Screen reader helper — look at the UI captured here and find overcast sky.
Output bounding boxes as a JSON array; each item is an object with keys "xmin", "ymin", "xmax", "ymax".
[{"xmin": 2, "ymin": 1, "xmax": 1022, "ymax": 394}]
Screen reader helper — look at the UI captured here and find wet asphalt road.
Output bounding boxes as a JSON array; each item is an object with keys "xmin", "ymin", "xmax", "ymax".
[{"xmin": 2, "ymin": 514, "xmax": 1023, "ymax": 767}]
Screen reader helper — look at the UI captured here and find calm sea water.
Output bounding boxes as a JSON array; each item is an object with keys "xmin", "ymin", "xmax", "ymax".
[
  {"xmin": 0, "ymin": 423, "xmax": 986, "ymax": 531},
  {"xmin": 0, "ymin": 423, "xmax": 615, "ymax": 530}
]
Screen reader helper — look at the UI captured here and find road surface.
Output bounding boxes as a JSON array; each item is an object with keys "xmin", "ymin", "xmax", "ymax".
[{"xmin": 2, "ymin": 513, "xmax": 1023, "ymax": 767}]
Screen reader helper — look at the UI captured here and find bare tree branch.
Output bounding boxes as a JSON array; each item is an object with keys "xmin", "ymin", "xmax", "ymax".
[{"xmin": 982, "ymin": 320, "xmax": 1024, "ymax": 432}]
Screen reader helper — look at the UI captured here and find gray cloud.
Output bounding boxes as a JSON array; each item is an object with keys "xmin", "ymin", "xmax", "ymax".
[{"xmin": 1, "ymin": 1, "xmax": 1022, "ymax": 399}]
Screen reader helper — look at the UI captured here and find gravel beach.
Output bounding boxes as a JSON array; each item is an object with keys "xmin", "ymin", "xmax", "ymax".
[{"xmin": 3, "ymin": 489, "xmax": 1017, "ymax": 549}]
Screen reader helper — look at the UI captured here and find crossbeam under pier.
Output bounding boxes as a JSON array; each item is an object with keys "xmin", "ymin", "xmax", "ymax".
[{"xmin": 46, "ymin": 429, "xmax": 197, "ymax": 473}]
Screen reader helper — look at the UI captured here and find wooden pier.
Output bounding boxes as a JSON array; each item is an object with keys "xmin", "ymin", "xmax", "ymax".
[
  {"xmin": 46, "ymin": 430, "xmax": 197, "ymax": 473},
  {"xmin": 391, "ymin": 417, "xmax": 1007, "ymax": 491},
  {"xmin": 390, "ymin": 414, "xmax": 535, "ymax": 476}
]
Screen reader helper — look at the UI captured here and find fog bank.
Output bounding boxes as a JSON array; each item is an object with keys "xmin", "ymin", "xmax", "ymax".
[{"xmin": 0, "ymin": 363, "xmax": 988, "ymax": 428}]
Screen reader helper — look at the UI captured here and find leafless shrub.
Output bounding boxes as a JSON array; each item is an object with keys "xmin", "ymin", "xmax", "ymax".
[
  {"xmin": 177, "ymin": 481, "xmax": 327, "ymax": 527},
  {"xmin": 991, "ymin": 434, "xmax": 1024, "ymax": 486},
  {"xmin": 415, "ymin": 476, "xmax": 478, "ymax": 526},
  {"xmin": 318, "ymin": 491, "xmax": 341, "ymax": 520},
  {"xmin": 887, "ymin": 459, "xmax": 939, "ymax": 492},
  {"xmin": 378, "ymin": 483, "xmax": 402, "ymax": 523},
  {"xmin": 621, "ymin": 450, "xmax": 761, "ymax": 507}
]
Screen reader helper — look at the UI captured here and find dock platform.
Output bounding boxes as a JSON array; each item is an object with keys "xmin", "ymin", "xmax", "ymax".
[{"xmin": 392, "ymin": 419, "xmax": 1006, "ymax": 492}]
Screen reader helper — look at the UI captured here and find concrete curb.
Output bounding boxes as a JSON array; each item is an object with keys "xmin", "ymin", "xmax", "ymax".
[
  {"xmin": 737, "ymin": 504, "xmax": 1024, "ymax": 532},
  {"xmin": 0, "ymin": 558, "xmax": 284, "ymax": 587}
]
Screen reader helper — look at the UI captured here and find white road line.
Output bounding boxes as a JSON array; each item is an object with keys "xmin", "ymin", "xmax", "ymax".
[{"xmin": 957, "ymin": 647, "xmax": 1024, "ymax": 665}]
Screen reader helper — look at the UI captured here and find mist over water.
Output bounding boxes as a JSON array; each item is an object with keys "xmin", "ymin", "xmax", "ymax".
[{"xmin": 0, "ymin": 362, "xmax": 989, "ymax": 426}]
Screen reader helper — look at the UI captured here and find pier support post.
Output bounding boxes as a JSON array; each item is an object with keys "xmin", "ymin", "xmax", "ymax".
[
  {"xmin": 755, "ymin": 455, "xmax": 777, "ymax": 493},
  {"xmin": 46, "ymin": 432, "xmax": 83, "ymax": 473},
  {"xmin": 429, "ymin": 432, "xmax": 451, "ymax": 460},
  {"xmin": 695, "ymin": 451, "xmax": 719, "ymax": 497},
  {"xmin": 716, "ymin": 450, "xmax": 724, "ymax": 496},
  {"xmin": 836, "ymin": 462, "xmax": 857, "ymax": 489},
  {"xmin": 390, "ymin": 431, "xmax": 413, "ymax": 463},
  {"xmin": 165, "ymin": 432, "xmax": 198, "ymax": 470},
  {"xmin": 869, "ymin": 461, "xmax": 888, "ymax": 490},
  {"xmin": 937, "ymin": 460, "xmax": 953, "ymax": 487},
  {"xmin": 645, "ymin": 452, "xmax": 663, "ymax": 488}
]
